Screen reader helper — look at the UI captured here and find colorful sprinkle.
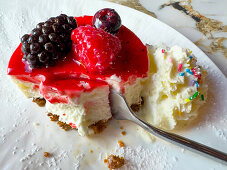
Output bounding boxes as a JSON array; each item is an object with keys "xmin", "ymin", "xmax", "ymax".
[
  {"xmin": 201, "ymin": 94, "xmax": 204, "ymax": 101},
  {"xmin": 192, "ymin": 68, "xmax": 197, "ymax": 75},
  {"xmin": 192, "ymin": 68, "xmax": 202, "ymax": 79},
  {"xmin": 178, "ymin": 63, "xmax": 182, "ymax": 72},
  {"xmin": 195, "ymin": 80, "xmax": 199, "ymax": 88},
  {"xmin": 185, "ymin": 91, "xmax": 200, "ymax": 103},
  {"xmin": 179, "ymin": 72, "xmax": 185, "ymax": 76},
  {"xmin": 162, "ymin": 49, "xmax": 165, "ymax": 53},
  {"xmin": 185, "ymin": 99, "xmax": 191, "ymax": 102},
  {"xmin": 186, "ymin": 68, "xmax": 190, "ymax": 72},
  {"xmin": 189, "ymin": 56, "xmax": 193, "ymax": 59},
  {"xmin": 193, "ymin": 91, "xmax": 199, "ymax": 99},
  {"xmin": 190, "ymin": 80, "xmax": 195, "ymax": 86},
  {"xmin": 189, "ymin": 50, "xmax": 192, "ymax": 53},
  {"xmin": 186, "ymin": 68, "xmax": 193, "ymax": 75}
]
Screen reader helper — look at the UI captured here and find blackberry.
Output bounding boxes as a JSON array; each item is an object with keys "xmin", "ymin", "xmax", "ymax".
[
  {"xmin": 36, "ymin": 22, "xmax": 44, "ymax": 29},
  {"xmin": 21, "ymin": 14, "xmax": 77, "ymax": 69},
  {"xmin": 21, "ymin": 34, "xmax": 30, "ymax": 44},
  {"xmin": 28, "ymin": 35, "xmax": 39, "ymax": 43},
  {"xmin": 21, "ymin": 42, "xmax": 30, "ymax": 54},
  {"xmin": 38, "ymin": 34, "xmax": 49, "ymax": 45},
  {"xmin": 31, "ymin": 28, "xmax": 42, "ymax": 36},
  {"xmin": 30, "ymin": 43, "xmax": 41, "ymax": 54}
]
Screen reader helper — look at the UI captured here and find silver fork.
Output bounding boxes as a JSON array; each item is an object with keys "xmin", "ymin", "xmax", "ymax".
[{"xmin": 109, "ymin": 89, "xmax": 227, "ymax": 165}]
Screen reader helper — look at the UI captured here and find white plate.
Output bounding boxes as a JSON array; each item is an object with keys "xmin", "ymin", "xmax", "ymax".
[{"xmin": 0, "ymin": 0, "xmax": 227, "ymax": 170}]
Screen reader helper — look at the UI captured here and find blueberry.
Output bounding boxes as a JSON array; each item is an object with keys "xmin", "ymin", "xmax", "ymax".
[{"xmin": 92, "ymin": 8, "xmax": 121, "ymax": 34}]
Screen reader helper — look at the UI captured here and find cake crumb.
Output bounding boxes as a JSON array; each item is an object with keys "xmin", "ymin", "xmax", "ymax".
[
  {"xmin": 104, "ymin": 155, "xmax": 125, "ymax": 169},
  {"xmin": 130, "ymin": 104, "xmax": 141, "ymax": 112},
  {"xmin": 121, "ymin": 131, "xmax": 126, "ymax": 136},
  {"xmin": 120, "ymin": 126, "xmax": 124, "ymax": 130},
  {"xmin": 89, "ymin": 150, "xmax": 93, "ymax": 153},
  {"xmin": 44, "ymin": 152, "xmax": 51, "ymax": 157},
  {"xmin": 89, "ymin": 120, "xmax": 108, "ymax": 134},
  {"xmin": 32, "ymin": 97, "xmax": 46, "ymax": 107},
  {"xmin": 33, "ymin": 122, "xmax": 40, "ymax": 126},
  {"xmin": 130, "ymin": 97, "xmax": 144, "ymax": 112},
  {"xmin": 47, "ymin": 113, "xmax": 59, "ymax": 121},
  {"xmin": 118, "ymin": 140, "xmax": 125, "ymax": 147},
  {"xmin": 47, "ymin": 113, "xmax": 72, "ymax": 131},
  {"xmin": 57, "ymin": 121, "xmax": 72, "ymax": 131}
]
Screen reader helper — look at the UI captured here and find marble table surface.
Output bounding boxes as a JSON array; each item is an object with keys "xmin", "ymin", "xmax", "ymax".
[{"xmin": 104, "ymin": 0, "xmax": 227, "ymax": 77}]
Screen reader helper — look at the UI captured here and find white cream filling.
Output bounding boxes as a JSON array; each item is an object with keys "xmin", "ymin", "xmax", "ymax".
[
  {"xmin": 11, "ymin": 77, "xmax": 42, "ymax": 98},
  {"xmin": 46, "ymin": 85, "xmax": 111, "ymax": 136},
  {"xmin": 141, "ymin": 45, "xmax": 208, "ymax": 130},
  {"xmin": 106, "ymin": 74, "xmax": 146, "ymax": 106}
]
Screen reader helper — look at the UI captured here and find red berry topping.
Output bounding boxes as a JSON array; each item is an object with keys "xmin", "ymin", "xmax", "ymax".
[
  {"xmin": 92, "ymin": 8, "xmax": 121, "ymax": 34},
  {"xmin": 21, "ymin": 14, "xmax": 77, "ymax": 69},
  {"xmin": 71, "ymin": 25, "xmax": 121, "ymax": 73}
]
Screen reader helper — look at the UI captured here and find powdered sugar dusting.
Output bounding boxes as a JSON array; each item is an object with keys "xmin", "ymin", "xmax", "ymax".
[
  {"xmin": 73, "ymin": 154, "xmax": 85, "ymax": 170},
  {"xmin": 0, "ymin": 0, "xmax": 227, "ymax": 170},
  {"xmin": 20, "ymin": 146, "xmax": 42, "ymax": 162},
  {"xmin": 101, "ymin": 145, "xmax": 176, "ymax": 170}
]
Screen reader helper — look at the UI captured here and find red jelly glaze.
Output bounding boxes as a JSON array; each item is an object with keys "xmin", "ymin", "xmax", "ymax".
[{"xmin": 7, "ymin": 16, "xmax": 148, "ymax": 102}]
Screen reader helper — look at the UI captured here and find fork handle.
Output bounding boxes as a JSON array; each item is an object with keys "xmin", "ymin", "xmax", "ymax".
[{"xmin": 132, "ymin": 114, "xmax": 227, "ymax": 165}]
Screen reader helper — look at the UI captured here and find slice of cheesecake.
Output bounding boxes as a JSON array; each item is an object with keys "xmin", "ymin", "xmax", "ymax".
[
  {"xmin": 7, "ymin": 12, "xmax": 148, "ymax": 136},
  {"xmin": 41, "ymin": 79, "xmax": 111, "ymax": 136}
]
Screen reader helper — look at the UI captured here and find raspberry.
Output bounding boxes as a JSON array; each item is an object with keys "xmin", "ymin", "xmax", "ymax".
[{"xmin": 71, "ymin": 25, "xmax": 121, "ymax": 73}]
